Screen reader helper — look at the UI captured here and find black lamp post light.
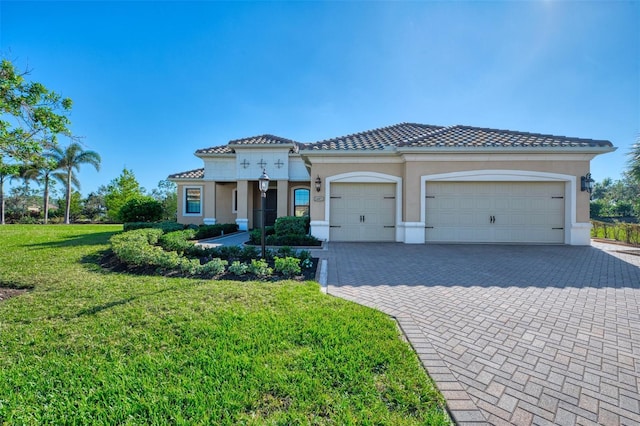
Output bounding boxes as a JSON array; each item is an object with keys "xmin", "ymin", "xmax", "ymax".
[
  {"xmin": 314, "ymin": 175, "xmax": 322, "ymax": 192},
  {"xmin": 258, "ymin": 169, "xmax": 270, "ymax": 259},
  {"xmin": 581, "ymin": 173, "xmax": 594, "ymax": 194}
]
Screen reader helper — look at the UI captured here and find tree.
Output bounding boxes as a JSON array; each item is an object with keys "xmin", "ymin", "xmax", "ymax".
[
  {"xmin": 628, "ymin": 138, "xmax": 640, "ymax": 183},
  {"xmin": 151, "ymin": 179, "xmax": 177, "ymax": 221},
  {"xmin": 51, "ymin": 142, "xmax": 101, "ymax": 224},
  {"xmin": 0, "ymin": 159, "xmax": 20, "ymax": 224},
  {"xmin": 23, "ymin": 156, "xmax": 59, "ymax": 224},
  {"xmin": 103, "ymin": 168, "xmax": 145, "ymax": 222},
  {"xmin": 82, "ymin": 191, "xmax": 106, "ymax": 222},
  {"xmin": 1, "ymin": 58, "xmax": 73, "ymax": 161},
  {"xmin": 118, "ymin": 196, "xmax": 163, "ymax": 223}
]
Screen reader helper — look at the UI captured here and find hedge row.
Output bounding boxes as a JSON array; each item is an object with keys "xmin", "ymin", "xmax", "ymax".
[{"xmin": 110, "ymin": 228, "xmax": 314, "ymax": 279}]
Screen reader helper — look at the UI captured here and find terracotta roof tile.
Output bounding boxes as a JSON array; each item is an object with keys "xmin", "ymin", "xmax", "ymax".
[
  {"xmin": 168, "ymin": 168, "xmax": 204, "ymax": 179},
  {"xmin": 399, "ymin": 125, "xmax": 613, "ymax": 149}
]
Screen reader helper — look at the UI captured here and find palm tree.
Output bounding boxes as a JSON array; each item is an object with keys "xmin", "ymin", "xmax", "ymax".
[
  {"xmin": 23, "ymin": 156, "xmax": 59, "ymax": 224},
  {"xmin": 51, "ymin": 143, "xmax": 101, "ymax": 224}
]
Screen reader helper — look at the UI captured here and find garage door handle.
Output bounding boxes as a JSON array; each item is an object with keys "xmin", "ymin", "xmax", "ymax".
[{"xmin": 490, "ymin": 215, "xmax": 496, "ymax": 224}]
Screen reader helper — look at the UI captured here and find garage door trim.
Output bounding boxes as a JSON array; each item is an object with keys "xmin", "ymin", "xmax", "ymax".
[{"xmin": 420, "ymin": 170, "xmax": 576, "ymax": 245}]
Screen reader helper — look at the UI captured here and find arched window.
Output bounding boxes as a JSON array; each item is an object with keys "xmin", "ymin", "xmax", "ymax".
[{"xmin": 293, "ymin": 188, "xmax": 310, "ymax": 217}]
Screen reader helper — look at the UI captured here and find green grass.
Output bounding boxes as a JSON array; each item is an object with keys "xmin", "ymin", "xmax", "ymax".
[{"xmin": 0, "ymin": 225, "xmax": 449, "ymax": 425}]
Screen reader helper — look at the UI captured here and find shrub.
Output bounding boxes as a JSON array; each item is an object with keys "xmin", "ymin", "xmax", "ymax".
[
  {"xmin": 195, "ymin": 223, "xmax": 239, "ymax": 240},
  {"xmin": 119, "ymin": 196, "xmax": 163, "ymax": 223},
  {"xmin": 228, "ymin": 261, "xmax": 249, "ymax": 276},
  {"xmin": 276, "ymin": 246, "xmax": 297, "ymax": 258},
  {"xmin": 249, "ymin": 226, "xmax": 275, "ymax": 244},
  {"xmin": 274, "ymin": 256, "xmax": 301, "ymax": 277},
  {"xmin": 240, "ymin": 245, "xmax": 261, "ymax": 262},
  {"xmin": 123, "ymin": 221, "xmax": 184, "ymax": 233},
  {"xmin": 158, "ymin": 230, "xmax": 196, "ymax": 254},
  {"xmin": 248, "ymin": 259, "xmax": 272, "ymax": 279},
  {"xmin": 274, "ymin": 216, "xmax": 308, "ymax": 236},
  {"xmin": 110, "ymin": 228, "xmax": 167, "ymax": 267},
  {"xmin": 200, "ymin": 258, "xmax": 228, "ymax": 276},
  {"xmin": 265, "ymin": 234, "xmax": 321, "ymax": 247}
]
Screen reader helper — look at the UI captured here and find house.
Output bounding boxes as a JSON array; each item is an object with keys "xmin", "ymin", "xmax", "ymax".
[{"xmin": 168, "ymin": 122, "xmax": 615, "ymax": 245}]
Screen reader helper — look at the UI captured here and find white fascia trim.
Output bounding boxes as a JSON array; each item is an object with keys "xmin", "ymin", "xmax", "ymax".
[
  {"xmin": 402, "ymin": 153, "xmax": 601, "ymax": 162},
  {"xmin": 325, "ymin": 171, "xmax": 403, "ymax": 242},
  {"xmin": 420, "ymin": 170, "xmax": 577, "ymax": 245},
  {"xmin": 398, "ymin": 146, "xmax": 616, "ymax": 155}
]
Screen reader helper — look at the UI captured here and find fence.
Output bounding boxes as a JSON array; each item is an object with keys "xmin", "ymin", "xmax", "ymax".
[{"xmin": 591, "ymin": 220, "xmax": 640, "ymax": 246}]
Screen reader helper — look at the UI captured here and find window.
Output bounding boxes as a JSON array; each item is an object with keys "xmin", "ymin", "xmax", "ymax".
[
  {"xmin": 293, "ymin": 188, "xmax": 310, "ymax": 217},
  {"xmin": 185, "ymin": 187, "xmax": 201, "ymax": 215}
]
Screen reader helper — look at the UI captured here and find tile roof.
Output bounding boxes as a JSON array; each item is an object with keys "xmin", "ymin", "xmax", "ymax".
[
  {"xmin": 195, "ymin": 145, "xmax": 234, "ymax": 155},
  {"xmin": 303, "ymin": 122, "xmax": 444, "ymax": 151},
  {"xmin": 228, "ymin": 134, "xmax": 299, "ymax": 146},
  {"xmin": 168, "ymin": 168, "xmax": 204, "ymax": 179},
  {"xmin": 398, "ymin": 125, "xmax": 614, "ymax": 149},
  {"xmin": 192, "ymin": 122, "xmax": 613, "ymax": 157}
]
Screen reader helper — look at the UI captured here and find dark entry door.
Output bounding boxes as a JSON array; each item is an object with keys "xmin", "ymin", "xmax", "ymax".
[{"xmin": 254, "ymin": 189, "xmax": 277, "ymax": 228}]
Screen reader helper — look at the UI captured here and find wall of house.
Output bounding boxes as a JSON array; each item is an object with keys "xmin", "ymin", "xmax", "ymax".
[
  {"xmin": 215, "ymin": 183, "xmax": 237, "ymax": 225},
  {"xmin": 307, "ymin": 154, "xmax": 592, "ymax": 225},
  {"xmin": 175, "ymin": 182, "xmax": 204, "ymax": 226},
  {"xmin": 310, "ymin": 159, "xmax": 403, "ymax": 221},
  {"xmin": 402, "ymin": 157, "xmax": 592, "ymax": 223}
]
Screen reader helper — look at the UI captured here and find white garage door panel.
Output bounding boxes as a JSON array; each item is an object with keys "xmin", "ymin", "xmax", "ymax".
[
  {"xmin": 330, "ymin": 183, "xmax": 395, "ymax": 242},
  {"xmin": 425, "ymin": 182, "xmax": 564, "ymax": 243}
]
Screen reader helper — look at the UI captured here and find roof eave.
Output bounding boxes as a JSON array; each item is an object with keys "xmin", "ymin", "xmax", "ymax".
[{"xmin": 395, "ymin": 146, "xmax": 617, "ymax": 154}]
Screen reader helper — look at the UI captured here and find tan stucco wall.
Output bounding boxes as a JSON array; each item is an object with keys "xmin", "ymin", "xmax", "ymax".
[
  {"xmin": 215, "ymin": 183, "xmax": 237, "ymax": 225},
  {"xmin": 310, "ymin": 160, "xmax": 403, "ymax": 221},
  {"xmin": 175, "ymin": 182, "xmax": 206, "ymax": 226},
  {"xmin": 307, "ymin": 156, "xmax": 592, "ymax": 223},
  {"xmin": 404, "ymin": 159, "xmax": 591, "ymax": 222}
]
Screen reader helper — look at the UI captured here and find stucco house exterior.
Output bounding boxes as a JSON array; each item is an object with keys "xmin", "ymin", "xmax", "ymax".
[{"xmin": 168, "ymin": 122, "xmax": 615, "ymax": 245}]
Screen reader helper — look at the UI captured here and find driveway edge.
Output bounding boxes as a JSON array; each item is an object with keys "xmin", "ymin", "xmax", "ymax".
[{"xmin": 394, "ymin": 314, "xmax": 488, "ymax": 426}]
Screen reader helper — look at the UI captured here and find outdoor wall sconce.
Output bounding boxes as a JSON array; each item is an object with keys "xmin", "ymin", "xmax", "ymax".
[
  {"xmin": 315, "ymin": 175, "xmax": 322, "ymax": 192},
  {"xmin": 581, "ymin": 173, "xmax": 594, "ymax": 193}
]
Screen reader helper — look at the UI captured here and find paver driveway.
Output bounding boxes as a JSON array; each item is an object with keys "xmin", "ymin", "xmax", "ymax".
[{"xmin": 322, "ymin": 242, "xmax": 640, "ymax": 425}]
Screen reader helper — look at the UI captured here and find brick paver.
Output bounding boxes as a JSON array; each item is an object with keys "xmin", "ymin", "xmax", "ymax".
[{"xmin": 323, "ymin": 242, "xmax": 640, "ymax": 425}]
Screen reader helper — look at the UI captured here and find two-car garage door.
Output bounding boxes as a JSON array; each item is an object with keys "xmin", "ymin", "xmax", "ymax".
[{"xmin": 425, "ymin": 182, "xmax": 565, "ymax": 244}]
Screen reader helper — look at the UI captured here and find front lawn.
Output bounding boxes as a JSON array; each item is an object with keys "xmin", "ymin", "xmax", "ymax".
[{"xmin": 0, "ymin": 225, "xmax": 449, "ymax": 425}]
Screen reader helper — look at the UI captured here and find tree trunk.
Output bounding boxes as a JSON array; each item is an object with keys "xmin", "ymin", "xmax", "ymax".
[
  {"xmin": 43, "ymin": 176, "xmax": 49, "ymax": 225},
  {"xmin": 65, "ymin": 169, "xmax": 71, "ymax": 224},
  {"xmin": 0, "ymin": 176, "xmax": 4, "ymax": 225}
]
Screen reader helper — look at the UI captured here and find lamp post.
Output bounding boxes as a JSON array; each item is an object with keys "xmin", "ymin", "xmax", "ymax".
[{"xmin": 258, "ymin": 169, "xmax": 270, "ymax": 259}]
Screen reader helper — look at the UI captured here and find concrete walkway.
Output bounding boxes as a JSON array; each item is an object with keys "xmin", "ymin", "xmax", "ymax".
[
  {"xmin": 323, "ymin": 242, "xmax": 640, "ymax": 425},
  {"xmin": 196, "ymin": 231, "xmax": 250, "ymax": 248}
]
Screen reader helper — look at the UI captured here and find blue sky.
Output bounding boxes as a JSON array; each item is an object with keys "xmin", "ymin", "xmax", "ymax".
[{"xmin": 1, "ymin": 1, "xmax": 638, "ymax": 197}]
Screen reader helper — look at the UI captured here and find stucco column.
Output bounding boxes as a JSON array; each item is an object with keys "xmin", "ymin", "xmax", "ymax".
[
  {"xmin": 277, "ymin": 180, "xmax": 288, "ymax": 218},
  {"xmin": 203, "ymin": 181, "xmax": 216, "ymax": 225},
  {"xmin": 236, "ymin": 179, "xmax": 249, "ymax": 231}
]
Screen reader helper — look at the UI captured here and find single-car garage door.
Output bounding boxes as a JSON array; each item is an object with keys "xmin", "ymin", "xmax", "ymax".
[
  {"xmin": 330, "ymin": 183, "xmax": 396, "ymax": 241},
  {"xmin": 425, "ymin": 182, "xmax": 565, "ymax": 243}
]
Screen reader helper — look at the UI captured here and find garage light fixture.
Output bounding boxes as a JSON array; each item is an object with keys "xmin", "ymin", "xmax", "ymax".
[
  {"xmin": 314, "ymin": 175, "xmax": 322, "ymax": 192},
  {"xmin": 581, "ymin": 173, "xmax": 594, "ymax": 193}
]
